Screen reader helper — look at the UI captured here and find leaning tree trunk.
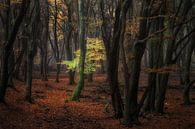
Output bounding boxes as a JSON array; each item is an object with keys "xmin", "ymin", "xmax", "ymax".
[
  {"xmin": 0, "ymin": 0, "xmax": 30, "ymax": 102},
  {"xmin": 71, "ymin": 0, "xmax": 86, "ymax": 101}
]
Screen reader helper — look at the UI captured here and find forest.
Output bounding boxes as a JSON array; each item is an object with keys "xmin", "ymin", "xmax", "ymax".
[{"xmin": 0, "ymin": 0, "xmax": 195, "ymax": 129}]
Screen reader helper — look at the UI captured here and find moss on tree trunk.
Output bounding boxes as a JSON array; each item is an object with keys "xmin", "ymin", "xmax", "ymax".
[{"xmin": 70, "ymin": 0, "xmax": 86, "ymax": 101}]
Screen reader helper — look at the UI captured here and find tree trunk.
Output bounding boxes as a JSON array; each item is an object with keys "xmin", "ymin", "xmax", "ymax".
[
  {"xmin": 25, "ymin": 47, "xmax": 33, "ymax": 102},
  {"xmin": 0, "ymin": 0, "xmax": 30, "ymax": 102},
  {"xmin": 53, "ymin": 0, "xmax": 61, "ymax": 83},
  {"xmin": 87, "ymin": 73, "xmax": 93, "ymax": 82},
  {"xmin": 124, "ymin": 43, "xmax": 146, "ymax": 125},
  {"xmin": 156, "ymin": 73, "xmax": 169, "ymax": 113},
  {"xmin": 68, "ymin": 70, "xmax": 75, "ymax": 85},
  {"xmin": 71, "ymin": 0, "xmax": 86, "ymax": 101},
  {"xmin": 0, "ymin": 50, "xmax": 9, "ymax": 102},
  {"xmin": 55, "ymin": 63, "xmax": 61, "ymax": 82},
  {"xmin": 65, "ymin": 1, "xmax": 75, "ymax": 85},
  {"xmin": 24, "ymin": 0, "xmax": 40, "ymax": 103},
  {"xmin": 124, "ymin": 0, "xmax": 151, "ymax": 125},
  {"xmin": 183, "ymin": 33, "xmax": 195, "ymax": 105}
]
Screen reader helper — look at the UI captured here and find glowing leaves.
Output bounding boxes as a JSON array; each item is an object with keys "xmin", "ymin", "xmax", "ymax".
[
  {"xmin": 83, "ymin": 38, "xmax": 105, "ymax": 73},
  {"xmin": 62, "ymin": 58, "xmax": 79, "ymax": 71},
  {"xmin": 62, "ymin": 38, "xmax": 106, "ymax": 74},
  {"xmin": 85, "ymin": 38, "xmax": 106, "ymax": 62}
]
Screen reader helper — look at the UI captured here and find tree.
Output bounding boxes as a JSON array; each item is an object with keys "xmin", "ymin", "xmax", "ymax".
[
  {"xmin": 64, "ymin": 0, "xmax": 75, "ymax": 85},
  {"xmin": 63, "ymin": 38, "xmax": 105, "ymax": 82},
  {"xmin": 39, "ymin": 0, "xmax": 49, "ymax": 81},
  {"xmin": 0, "ymin": 0, "xmax": 30, "ymax": 103},
  {"xmin": 155, "ymin": 0, "xmax": 194, "ymax": 113},
  {"xmin": 24, "ymin": 0, "xmax": 40, "ymax": 102},
  {"xmin": 100, "ymin": 0, "xmax": 126, "ymax": 119},
  {"xmin": 182, "ymin": 25, "xmax": 195, "ymax": 105},
  {"xmin": 71, "ymin": 0, "xmax": 86, "ymax": 101}
]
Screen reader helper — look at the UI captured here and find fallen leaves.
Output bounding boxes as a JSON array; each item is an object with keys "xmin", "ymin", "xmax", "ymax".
[{"xmin": 0, "ymin": 74, "xmax": 195, "ymax": 129}]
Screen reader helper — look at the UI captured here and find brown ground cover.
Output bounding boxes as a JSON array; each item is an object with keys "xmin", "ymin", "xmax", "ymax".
[{"xmin": 0, "ymin": 74, "xmax": 195, "ymax": 129}]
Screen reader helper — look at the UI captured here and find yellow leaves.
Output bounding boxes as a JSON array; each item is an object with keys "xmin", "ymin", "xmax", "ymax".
[
  {"xmin": 61, "ymin": 58, "xmax": 79, "ymax": 71},
  {"xmin": 69, "ymin": 38, "xmax": 106, "ymax": 73},
  {"xmin": 85, "ymin": 38, "xmax": 106, "ymax": 61},
  {"xmin": 74, "ymin": 38, "xmax": 106, "ymax": 61}
]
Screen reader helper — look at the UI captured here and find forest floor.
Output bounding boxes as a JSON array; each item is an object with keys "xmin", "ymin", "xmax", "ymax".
[{"xmin": 0, "ymin": 74, "xmax": 195, "ymax": 129}]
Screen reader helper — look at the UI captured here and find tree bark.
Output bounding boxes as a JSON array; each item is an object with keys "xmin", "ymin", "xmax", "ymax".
[
  {"xmin": 71, "ymin": 0, "xmax": 86, "ymax": 101},
  {"xmin": 183, "ymin": 33, "xmax": 195, "ymax": 105},
  {"xmin": 0, "ymin": 0, "xmax": 30, "ymax": 102}
]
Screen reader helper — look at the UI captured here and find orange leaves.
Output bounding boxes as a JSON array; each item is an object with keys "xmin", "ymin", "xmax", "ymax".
[
  {"xmin": 144, "ymin": 64, "xmax": 179, "ymax": 74},
  {"xmin": 125, "ymin": 17, "xmax": 140, "ymax": 37},
  {"xmin": 11, "ymin": 0, "xmax": 22, "ymax": 4},
  {"xmin": 49, "ymin": 0, "xmax": 69, "ymax": 35}
]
